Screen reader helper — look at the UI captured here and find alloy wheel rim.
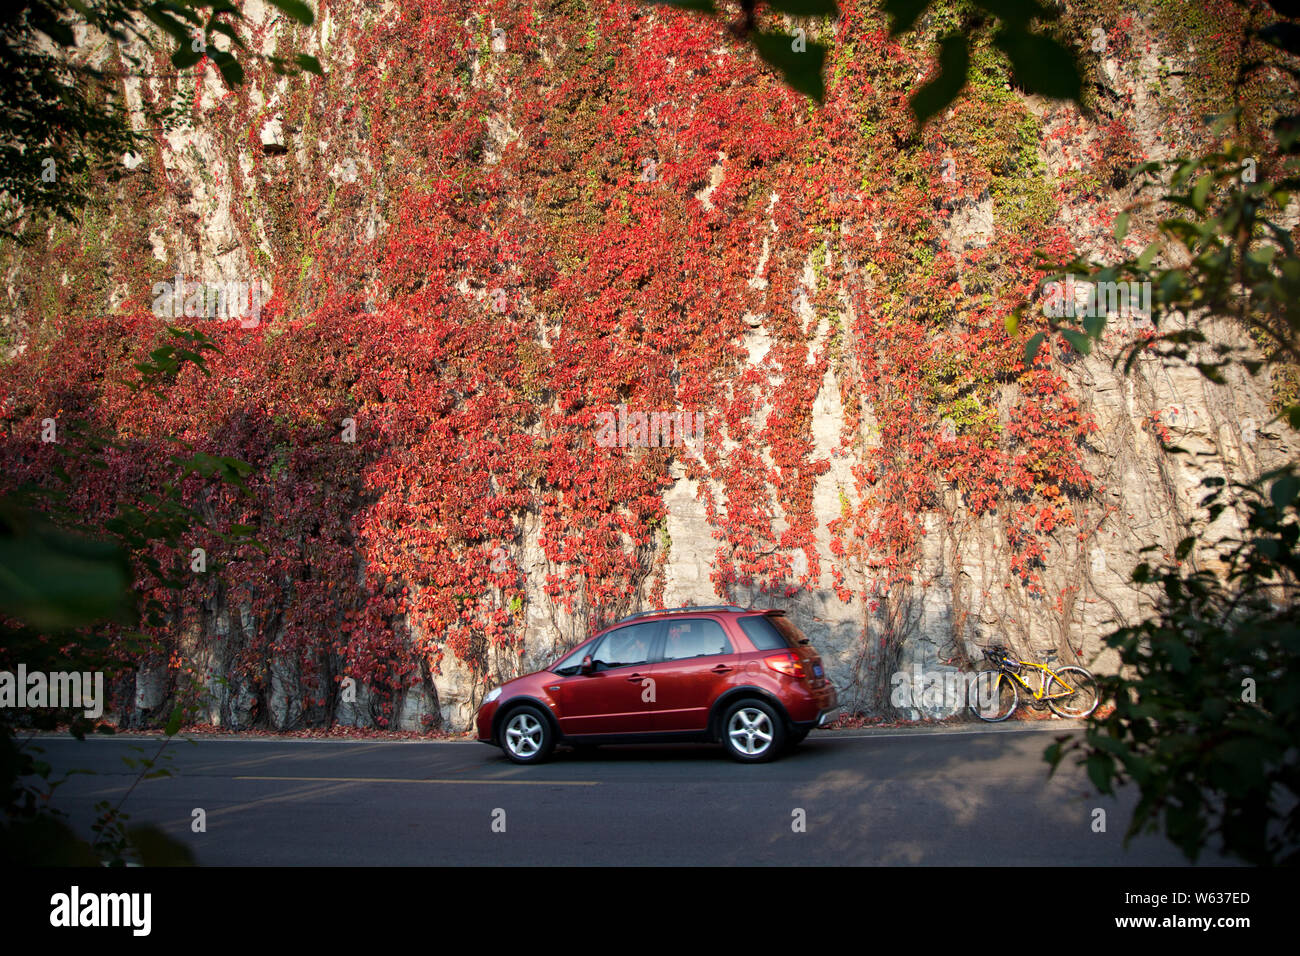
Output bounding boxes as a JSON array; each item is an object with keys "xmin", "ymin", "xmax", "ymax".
[
  {"xmin": 505, "ymin": 713, "xmax": 543, "ymax": 757},
  {"xmin": 728, "ymin": 708, "xmax": 773, "ymax": 755}
]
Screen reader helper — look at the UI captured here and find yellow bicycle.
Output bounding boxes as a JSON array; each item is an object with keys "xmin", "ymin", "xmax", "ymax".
[{"xmin": 967, "ymin": 646, "xmax": 1099, "ymax": 721}]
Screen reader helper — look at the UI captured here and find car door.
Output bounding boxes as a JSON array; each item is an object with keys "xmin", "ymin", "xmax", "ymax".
[
  {"xmin": 549, "ymin": 620, "xmax": 662, "ymax": 737},
  {"xmin": 646, "ymin": 617, "xmax": 739, "ymax": 732}
]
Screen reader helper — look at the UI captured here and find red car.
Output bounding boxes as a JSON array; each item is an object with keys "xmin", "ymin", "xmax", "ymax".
[{"xmin": 475, "ymin": 606, "xmax": 839, "ymax": 763}]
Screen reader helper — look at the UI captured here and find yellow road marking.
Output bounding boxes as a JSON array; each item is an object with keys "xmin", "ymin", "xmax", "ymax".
[
  {"xmin": 235, "ymin": 775, "xmax": 598, "ymax": 786},
  {"xmin": 199, "ymin": 781, "xmax": 364, "ymax": 824},
  {"xmin": 190, "ymin": 742, "xmax": 394, "ymax": 774}
]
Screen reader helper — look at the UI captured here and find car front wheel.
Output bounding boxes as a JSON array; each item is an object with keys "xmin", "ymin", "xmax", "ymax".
[
  {"xmin": 500, "ymin": 704, "xmax": 555, "ymax": 764},
  {"xmin": 722, "ymin": 700, "xmax": 785, "ymax": 763}
]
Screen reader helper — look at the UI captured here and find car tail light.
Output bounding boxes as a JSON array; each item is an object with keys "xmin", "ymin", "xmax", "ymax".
[{"xmin": 765, "ymin": 651, "xmax": 805, "ymax": 679}]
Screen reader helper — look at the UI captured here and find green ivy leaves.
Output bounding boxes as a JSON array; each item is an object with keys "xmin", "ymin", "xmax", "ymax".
[
  {"xmin": 751, "ymin": 29, "xmax": 829, "ymax": 101},
  {"xmin": 884, "ymin": 0, "xmax": 1081, "ymax": 122},
  {"xmin": 640, "ymin": 1, "xmax": 1082, "ymax": 118},
  {"xmin": 642, "ymin": 1, "xmax": 833, "ymax": 101},
  {"xmin": 0, "ymin": 502, "xmax": 133, "ymax": 629},
  {"xmin": 1, "ymin": 2, "xmax": 324, "ymax": 243},
  {"xmin": 909, "ymin": 34, "xmax": 968, "ymax": 124}
]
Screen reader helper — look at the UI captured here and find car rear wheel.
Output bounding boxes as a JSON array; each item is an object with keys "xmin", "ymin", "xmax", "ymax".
[
  {"xmin": 722, "ymin": 700, "xmax": 785, "ymax": 763},
  {"xmin": 501, "ymin": 704, "xmax": 555, "ymax": 764}
]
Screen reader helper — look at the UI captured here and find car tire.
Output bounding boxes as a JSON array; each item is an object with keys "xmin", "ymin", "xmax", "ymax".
[
  {"xmin": 722, "ymin": 699, "xmax": 785, "ymax": 763},
  {"xmin": 500, "ymin": 704, "xmax": 555, "ymax": 764},
  {"xmin": 785, "ymin": 727, "xmax": 810, "ymax": 750}
]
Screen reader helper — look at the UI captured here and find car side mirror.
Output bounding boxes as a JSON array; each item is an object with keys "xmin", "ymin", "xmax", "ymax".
[{"xmin": 580, "ymin": 655, "xmax": 594, "ymax": 674}]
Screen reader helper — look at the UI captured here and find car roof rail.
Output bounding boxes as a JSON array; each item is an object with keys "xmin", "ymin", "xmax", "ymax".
[{"xmin": 611, "ymin": 605, "xmax": 748, "ymax": 626}]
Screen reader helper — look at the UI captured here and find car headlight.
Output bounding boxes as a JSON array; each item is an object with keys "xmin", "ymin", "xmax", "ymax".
[{"xmin": 483, "ymin": 687, "xmax": 502, "ymax": 704}]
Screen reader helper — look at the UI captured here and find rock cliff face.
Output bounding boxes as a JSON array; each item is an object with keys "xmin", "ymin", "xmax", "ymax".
[{"xmin": 2, "ymin": 0, "xmax": 1295, "ymax": 731}]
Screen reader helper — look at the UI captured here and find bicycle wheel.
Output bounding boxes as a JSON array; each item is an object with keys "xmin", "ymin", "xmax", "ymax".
[
  {"xmin": 1046, "ymin": 666, "xmax": 1099, "ymax": 718},
  {"xmin": 968, "ymin": 669, "xmax": 1018, "ymax": 722}
]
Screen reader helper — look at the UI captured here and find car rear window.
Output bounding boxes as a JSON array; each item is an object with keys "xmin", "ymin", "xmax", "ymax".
[{"xmin": 737, "ymin": 615, "xmax": 796, "ymax": 650}]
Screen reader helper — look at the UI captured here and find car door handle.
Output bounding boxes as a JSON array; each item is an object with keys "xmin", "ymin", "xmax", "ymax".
[
  {"xmin": 711, "ymin": 665, "xmax": 733, "ymax": 674},
  {"xmin": 626, "ymin": 674, "xmax": 646, "ymax": 682}
]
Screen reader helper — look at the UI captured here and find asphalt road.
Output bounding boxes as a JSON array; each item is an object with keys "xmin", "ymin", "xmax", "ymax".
[{"xmin": 25, "ymin": 724, "xmax": 1230, "ymax": 865}]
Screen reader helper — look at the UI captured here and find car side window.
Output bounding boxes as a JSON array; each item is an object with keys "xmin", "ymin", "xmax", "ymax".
[
  {"xmin": 551, "ymin": 644, "xmax": 594, "ymax": 677},
  {"xmin": 661, "ymin": 619, "xmax": 732, "ymax": 662},
  {"xmin": 589, "ymin": 622, "xmax": 657, "ymax": 671}
]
